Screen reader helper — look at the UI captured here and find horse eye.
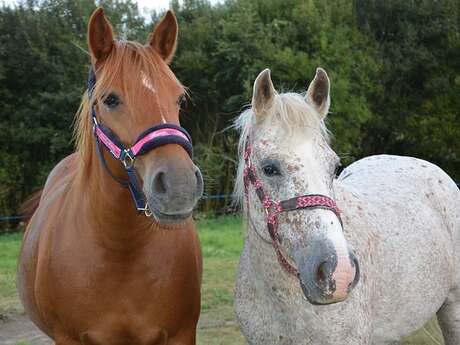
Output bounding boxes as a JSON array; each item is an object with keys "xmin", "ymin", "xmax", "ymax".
[
  {"xmin": 177, "ymin": 94, "xmax": 186, "ymax": 107},
  {"xmin": 103, "ymin": 93, "xmax": 121, "ymax": 109},
  {"xmin": 262, "ymin": 164, "xmax": 280, "ymax": 177},
  {"xmin": 334, "ymin": 162, "xmax": 342, "ymax": 176}
]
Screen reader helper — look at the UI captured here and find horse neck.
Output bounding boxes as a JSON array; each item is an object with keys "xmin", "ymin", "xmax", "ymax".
[{"xmin": 75, "ymin": 143, "xmax": 155, "ymax": 248}]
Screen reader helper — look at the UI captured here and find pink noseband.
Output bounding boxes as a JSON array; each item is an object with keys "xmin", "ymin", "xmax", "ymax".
[{"xmin": 243, "ymin": 136, "xmax": 342, "ymax": 277}]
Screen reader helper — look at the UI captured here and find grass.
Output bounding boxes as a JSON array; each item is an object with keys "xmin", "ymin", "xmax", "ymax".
[
  {"xmin": 0, "ymin": 232, "xmax": 23, "ymax": 315},
  {"xmin": 196, "ymin": 216, "xmax": 246, "ymax": 344},
  {"xmin": 0, "ymin": 216, "xmax": 443, "ymax": 344}
]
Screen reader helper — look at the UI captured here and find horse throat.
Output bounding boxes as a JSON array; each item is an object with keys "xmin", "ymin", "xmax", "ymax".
[{"xmin": 77, "ymin": 144, "xmax": 155, "ymax": 247}]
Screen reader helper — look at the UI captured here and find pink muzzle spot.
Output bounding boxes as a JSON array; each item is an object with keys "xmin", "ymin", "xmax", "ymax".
[{"xmin": 330, "ymin": 254, "xmax": 356, "ymax": 301}]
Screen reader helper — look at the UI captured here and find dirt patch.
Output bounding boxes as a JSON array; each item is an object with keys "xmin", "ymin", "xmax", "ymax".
[
  {"xmin": 0, "ymin": 313, "xmax": 52, "ymax": 345},
  {"xmin": 0, "ymin": 311, "xmax": 444, "ymax": 345}
]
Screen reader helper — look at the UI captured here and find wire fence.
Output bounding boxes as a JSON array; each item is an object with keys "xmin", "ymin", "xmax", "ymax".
[
  {"xmin": 0, "ymin": 194, "xmax": 233, "ymax": 224},
  {"xmin": 1, "ymin": 181, "xmax": 460, "ymax": 224}
]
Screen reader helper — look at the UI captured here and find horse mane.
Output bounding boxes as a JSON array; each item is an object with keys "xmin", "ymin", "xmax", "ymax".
[
  {"xmin": 73, "ymin": 40, "xmax": 183, "ymax": 166},
  {"xmin": 233, "ymin": 92, "xmax": 330, "ymax": 206}
]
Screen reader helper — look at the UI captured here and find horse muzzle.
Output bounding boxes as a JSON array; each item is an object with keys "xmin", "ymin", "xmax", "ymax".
[
  {"xmin": 145, "ymin": 163, "xmax": 203, "ymax": 224},
  {"xmin": 295, "ymin": 239, "xmax": 360, "ymax": 305}
]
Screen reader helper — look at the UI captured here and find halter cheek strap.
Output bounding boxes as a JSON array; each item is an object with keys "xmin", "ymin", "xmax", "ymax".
[
  {"xmin": 87, "ymin": 68, "xmax": 193, "ymax": 215},
  {"xmin": 243, "ymin": 137, "xmax": 343, "ymax": 277}
]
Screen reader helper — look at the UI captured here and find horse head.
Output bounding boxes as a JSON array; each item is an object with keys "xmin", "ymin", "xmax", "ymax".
[
  {"xmin": 235, "ymin": 68, "xmax": 359, "ymax": 305},
  {"xmin": 81, "ymin": 8, "xmax": 203, "ymax": 223}
]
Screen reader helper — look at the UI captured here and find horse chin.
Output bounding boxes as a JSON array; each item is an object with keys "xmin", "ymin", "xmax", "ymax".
[
  {"xmin": 299, "ymin": 281, "xmax": 347, "ymax": 306},
  {"xmin": 304, "ymin": 295, "xmax": 346, "ymax": 306},
  {"xmin": 150, "ymin": 207, "xmax": 193, "ymax": 225}
]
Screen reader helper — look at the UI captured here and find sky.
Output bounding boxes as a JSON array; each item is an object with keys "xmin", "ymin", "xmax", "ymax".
[
  {"xmin": 137, "ymin": 0, "xmax": 221, "ymax": 16},
  {"xmin": 138, "ymin": 0, "xmax": 176, "ymax": 11}
]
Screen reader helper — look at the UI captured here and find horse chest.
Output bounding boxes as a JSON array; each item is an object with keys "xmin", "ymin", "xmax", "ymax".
[
  {"xmin": 80, "ymin": 322, "xmax": 169, "ymax": 345},
  {"xmin": 38, "ymin": 236, "xmax": 200, "ymax": 342}
]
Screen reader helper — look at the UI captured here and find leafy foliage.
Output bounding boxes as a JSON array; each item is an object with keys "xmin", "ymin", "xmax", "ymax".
[
  {"xmin": 354, "ymin": 0, "xmax": 460, "ymax": 172},
  {"xmin": 0, "ymin": 0, "xmax": 458, "ymax": 221}
]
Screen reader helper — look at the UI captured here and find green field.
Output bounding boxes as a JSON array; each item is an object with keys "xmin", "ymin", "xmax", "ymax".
[
  {"xmin": 0, "ymin": 216, "xmax": 443, "ymax": 344},
  {"xmin": 0, "ymin": 231, "xmax": 23, "ymax": 315}
]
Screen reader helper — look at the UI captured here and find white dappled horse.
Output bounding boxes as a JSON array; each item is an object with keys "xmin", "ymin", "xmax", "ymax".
[{"xmin": 234, "ymin": 68, "xmax": 460, "ymax": 345}]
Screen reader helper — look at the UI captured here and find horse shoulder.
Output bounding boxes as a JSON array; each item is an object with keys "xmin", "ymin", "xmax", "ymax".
[
  {"xmin": 17, "ymin": 152, "xmax": 80, "ymax": 337},
  {"xmin": 22, "ymin": 152, "xmax": 79, "ymax": 244}
]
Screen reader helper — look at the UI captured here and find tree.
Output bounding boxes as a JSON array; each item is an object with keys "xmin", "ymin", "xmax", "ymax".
[{"xmin": 354, "ymin": 0, "xmax": 460, "ymax": 179}]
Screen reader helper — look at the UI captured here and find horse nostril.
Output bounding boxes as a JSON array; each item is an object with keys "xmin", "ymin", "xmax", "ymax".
[
  {"xmin": 195, "ymin": 169, "xmax": 203, "ymax": 196},
  {"xmin": 315, "ymin": 261, "xmax": 332, "ymax": 289},
  {"xmin": 348, "ymin": 252, "xmax": 361, "ymax": 291},
  {"xmin": 153, "ymin": 171, "xmax": 168, "ymax": 195}
]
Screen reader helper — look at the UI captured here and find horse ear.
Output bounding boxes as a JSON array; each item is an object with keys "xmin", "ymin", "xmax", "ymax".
[
  {"xmin": 149, "ymin": 10, "xmax": 178, "ymax": 64},
  {"xmin": 88, "ymin": 7, "xmax": 114, "ymax": 62},
  {"xmin": 252, "ymin": 69, "xmax": 276, "ymax": 120},
  {"xmin": 306, "ymin": 67, "xmax": 330, "ymax": 118}
]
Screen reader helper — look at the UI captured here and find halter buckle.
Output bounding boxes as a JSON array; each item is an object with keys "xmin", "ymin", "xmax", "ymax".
[
  {"xmin": 122, "ymin": 150, "xmax": 135, "ymax": 169},
  {"xmin": 139, "ymin": 203, "xmax": 153, "ymax": 218},
  {"xmin": 144, "ymin": 208, "xmax": 153, "ymax": 218}
]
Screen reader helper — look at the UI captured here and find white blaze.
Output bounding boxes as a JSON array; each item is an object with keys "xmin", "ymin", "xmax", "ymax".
[
  {"xmin": 292, "ymin": 136, "xmax": 355, "ymax": 299},
  {"xmin": 141, "ymin": 71, "xmax": 156, "ymax": 93}
]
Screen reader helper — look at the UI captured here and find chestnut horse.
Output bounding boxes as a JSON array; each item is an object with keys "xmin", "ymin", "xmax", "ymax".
[{"xmin": 17, "ymin": 8, "xmax": 203, "ymax": 345}]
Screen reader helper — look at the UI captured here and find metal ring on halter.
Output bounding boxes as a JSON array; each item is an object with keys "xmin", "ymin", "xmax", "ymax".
[
  {"xmin": 144, "ymin": 204, "xmax": 153, "ymax": 218},
  {"xmin": 138, "ymin": 203, "xmax": 153, "ymax": 218},
  {"xmin": 144, "ymin": 207, "xmax": 153, "ymax": 218},
  {"xmin": 122, "ymin": 150, "xmax": 135, "ymax": 169}
]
